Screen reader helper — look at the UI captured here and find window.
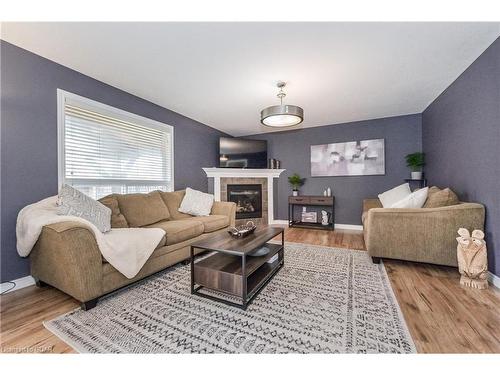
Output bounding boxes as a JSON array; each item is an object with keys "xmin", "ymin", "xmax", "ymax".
[{"xmin": 57, "ymin": 90, "xmax": 174, "ymax": 199}]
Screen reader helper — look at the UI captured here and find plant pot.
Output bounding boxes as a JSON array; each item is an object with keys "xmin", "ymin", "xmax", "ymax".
[
  {"xmin": 292, "ymin": 190, "xmax": 299, "ymax": 196},
  {"xmin": 411, "ymin": 171, "xmax": 423, "ymax": 180}
]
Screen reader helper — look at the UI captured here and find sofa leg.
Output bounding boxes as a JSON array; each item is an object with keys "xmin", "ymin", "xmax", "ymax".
[
  {"xmin": 371, "ymin": 257, "xmax": 381, "ymax": 264},
  {"xmin": 81, "ymin": 299, "xmax": 98, "ymax": 311},
  {"xmin": 35, "ymin": 278, "xmax": 48, "ymax": 288}
]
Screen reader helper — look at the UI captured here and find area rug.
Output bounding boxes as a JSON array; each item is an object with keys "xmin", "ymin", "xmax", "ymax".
[{"xmin": 44, "ymin": 242, "xmax": 416, "ymax": 353}]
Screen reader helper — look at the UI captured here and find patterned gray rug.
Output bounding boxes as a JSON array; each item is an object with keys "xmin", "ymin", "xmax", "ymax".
[{"xmin": 44, "ymin": 242, "xmax": 416, "ymax": 353}]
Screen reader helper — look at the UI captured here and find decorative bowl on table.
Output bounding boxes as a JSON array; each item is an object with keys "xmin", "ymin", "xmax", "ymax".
[
  {"xmin": 227, "ymin": 221, "xmax": 257, "ymax": 238},
  {"xmin": 249, "ymin": 246, "xmax": 270, "ymax": 257}
]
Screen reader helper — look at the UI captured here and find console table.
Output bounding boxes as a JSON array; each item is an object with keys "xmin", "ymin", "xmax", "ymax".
[{"xmin": 288, "ymin": 195, "xmax": 335, "ymax": 231}]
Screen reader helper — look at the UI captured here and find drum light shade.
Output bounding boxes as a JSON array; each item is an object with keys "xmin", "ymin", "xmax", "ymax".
[
  {"xmin": 260, "ymin": 105, "xmax": 304, "ymax": 127},
  {"xmin": 260, "ymin": 81, "xmax": 304, "ymax": 128}
]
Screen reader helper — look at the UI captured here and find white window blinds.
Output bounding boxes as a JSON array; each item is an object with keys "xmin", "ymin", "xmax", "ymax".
[{"xmin": 59, "ymin": 91, "xmax": 173, "ymax": 199}]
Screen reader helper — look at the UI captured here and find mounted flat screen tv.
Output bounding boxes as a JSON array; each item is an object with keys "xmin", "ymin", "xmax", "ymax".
[{"xmin": 219, "ymin": 137, "xmax": 268, "ymax": 168}]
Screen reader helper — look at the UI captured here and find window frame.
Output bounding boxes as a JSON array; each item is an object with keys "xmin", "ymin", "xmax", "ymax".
[{"xmin": 57, "ymin": 89, "xmax": 175, "ymax": 194}]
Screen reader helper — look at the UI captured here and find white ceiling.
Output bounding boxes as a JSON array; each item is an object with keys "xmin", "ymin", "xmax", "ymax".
[{"xmin": 2, "ymin": 22, "xmax": 499, "ymax": 136}]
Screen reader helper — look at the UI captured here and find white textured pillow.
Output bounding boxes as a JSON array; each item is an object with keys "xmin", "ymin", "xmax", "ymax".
[
  {"xmin": 391, "ymin": 187, "xmax": 429, "ymax": 209},
  {"xmin": 178, "ymin": 188, "xmax": 214, "ymax": 216},
  {"xmin": 57, "ymin": 184, "xmax": 112, "ymax": 232},
  {"xmin": 378, "ymin": 183, "xmax": 411, "ymax": 208}
]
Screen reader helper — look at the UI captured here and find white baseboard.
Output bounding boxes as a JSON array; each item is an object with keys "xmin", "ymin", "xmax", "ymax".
[
  {"xmin": 335, "ymin": 223, "xmax": 363, "ymax": 231},
  {"xmin": 271, "ymin": 220, "xmax": 288, "ymax": 225},
  {"xmin": 0, "ymin": 275, "xmax": 36, "ymax": 294},
  {"xmin": 270, "ymin": 220, "xmax": 363, "ymax": 231},
  {"xmin": 488, "ymin": 272, "xmax": 500, "ymax": 289}
]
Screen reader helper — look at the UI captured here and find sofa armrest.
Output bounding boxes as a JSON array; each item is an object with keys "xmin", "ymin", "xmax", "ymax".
[
  {"xmin": 363, "ymin": 198, "xmax": 383, "ymax": 212},
  {"xmin": 364, "ymin": 203, "xmax": 485, "ymax": 266},
  {"xmin": 211, "ymin": 201, "xmax": 237, "ymax": 227},
  {"xmin": 30, "ymin": 221, "xmax": 103, "ymax": 302}
]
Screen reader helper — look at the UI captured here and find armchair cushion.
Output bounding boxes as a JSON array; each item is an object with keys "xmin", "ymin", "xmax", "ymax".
[
  {"xmin": 423, "ymin": 186, "xmax": 459, "ymax": 208},
  {"xmin": 378, "ymin": 183, "xmax": 411, "ymax": 208},
  {"xmin": 391, "ymin": 187, "xmax": 428, "ymax": 208}
]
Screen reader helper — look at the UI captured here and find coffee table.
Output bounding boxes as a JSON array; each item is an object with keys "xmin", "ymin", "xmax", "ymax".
[{"xmin": 190, "ymin": 226, "xmax": 284, "ymax": 309}]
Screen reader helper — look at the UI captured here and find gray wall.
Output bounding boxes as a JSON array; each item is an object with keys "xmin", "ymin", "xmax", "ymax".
[
  {"xmin": 245, "ymin": 114, "xmax": 422, "ymax": 223},
  {"xmin": 1, "ymin": 41, "xmax": 227, "ymax": 282},
  {"xmin": 422, "ymin": 37, "xmax": 500, "ymax": 277}
]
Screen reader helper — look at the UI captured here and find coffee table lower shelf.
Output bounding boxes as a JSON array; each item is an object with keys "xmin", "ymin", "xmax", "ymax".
[{"xmin": 190, "ymin": 242, "xmax": 284, "ymax": 309}]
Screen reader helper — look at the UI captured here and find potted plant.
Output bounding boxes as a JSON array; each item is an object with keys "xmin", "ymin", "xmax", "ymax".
[
  {"xmin": 288, "ymin": 173, "xmax": 305, "ymax": 196},
  {"xmin": 405, "ymin": 152, "xmax": 425, "ymax": 180}
]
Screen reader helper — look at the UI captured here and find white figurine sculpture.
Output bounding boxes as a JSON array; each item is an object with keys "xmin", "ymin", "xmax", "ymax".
[
  {"xmin": 321, "ymin": 210, "xmax": 329, "ymax": 226},
  {"xmin": 456, "ymin": 228, "xmax": 488, "ymax": 289}
]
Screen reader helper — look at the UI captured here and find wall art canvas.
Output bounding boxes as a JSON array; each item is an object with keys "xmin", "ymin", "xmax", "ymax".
[{"xmin": 311, "ymin": 138, "xmax": 385, "ymax": 177}]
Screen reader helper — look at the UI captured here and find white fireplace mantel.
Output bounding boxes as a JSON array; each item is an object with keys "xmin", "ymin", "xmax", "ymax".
[{"xmin": 202, "ymin": 168, "xmax": 285, "ymax": 224}]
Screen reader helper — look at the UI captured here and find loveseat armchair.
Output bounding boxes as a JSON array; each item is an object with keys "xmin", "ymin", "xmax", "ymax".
[{"xmin": 362, "ymin": 199, "xmax": 485, "ymax": 266}]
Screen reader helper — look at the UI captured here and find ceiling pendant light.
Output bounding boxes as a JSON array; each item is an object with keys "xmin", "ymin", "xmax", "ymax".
[{"xmin": 260, "ymin": 81, "xmax": 304, "ymax": 127}]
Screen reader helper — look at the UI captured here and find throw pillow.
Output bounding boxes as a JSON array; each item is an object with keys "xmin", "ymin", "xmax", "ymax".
[
  {"xmin": 98, "ymin": 194, "xmax": 129, "ymax": 228},
  {"xmin": 391, "ymin": 187, "xmax": 429, "ymax": 208},
  {"xmin": 57, "ymin": 184, "xmax": 112, "ymax": 232},
  {"xmin": 178, "ymin": 187, "xmax": 214, "ymax": 216},
  {"xmin": 423, "ymin": 186, "xmax": 459, "ymax": 208},
  {"xmin": 378, "ymin": 183, "xmax": 411, "ymax": 208}
]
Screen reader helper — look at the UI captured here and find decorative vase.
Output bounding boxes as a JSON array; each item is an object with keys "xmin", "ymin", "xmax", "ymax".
[
  {"xmin": 292, "ymin": 190, "xmax": 299, "ymax": 196},
  {"xmin": 411, "ymin": 171, "xmax": 423, "ymax": 180},
  {"xmin": 456, "ymin": 228, "xmax": 488, "ymax": 289},
  {"xmin": 327, "ymin": 187, "xmax": 332, "ymax": 197}
]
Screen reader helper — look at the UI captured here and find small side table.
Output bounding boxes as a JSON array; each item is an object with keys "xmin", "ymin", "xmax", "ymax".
[
  {"xmin": 288, "ymin": 195, "xmax": 335, "ymax": 231},
  {"xmin": 405, "ymin": 178, "xmax": 427, "ymax": 189}
]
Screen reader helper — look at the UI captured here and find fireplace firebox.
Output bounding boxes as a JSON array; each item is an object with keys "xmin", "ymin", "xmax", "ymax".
[{"xmin": 227, "ymin": 184, "xmax": 262, "ymax": 219}]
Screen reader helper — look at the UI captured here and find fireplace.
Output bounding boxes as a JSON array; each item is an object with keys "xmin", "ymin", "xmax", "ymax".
[
  {"xmin": 227, "ymin": 184, "xmax": 262, "ymax": 219},
  {"xmin": 203, "ymin": 168, "xmax": 285, "ymax": 225}
]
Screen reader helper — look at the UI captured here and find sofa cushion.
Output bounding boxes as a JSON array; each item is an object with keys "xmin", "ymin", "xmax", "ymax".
[
  {"xmin": 57, "ymin": 184, "xmax": 111, "ymax": 232},
  {"xmin": 391, "ymin": 187, "xmax": 429, "ymax": 208},
  {"xmin": 423, "ymin": 186, "xmax": 459, "ymax": 208},
  {"xmin": 145, "ymin": 219, "xmax": 204, "ymax": 245},
  {"xmin": 378, "ymin": 183, "xmax": 411, "ymax": 208},
  {"xmin": 117, "ymin": 191, "xmax": 170, "ymax": 227},
  {"xmin": 182, "ymin": 215, "xmax": 229, "ymax": 233},
  {"xmin": 159, "ymin": 190, "xmax": 192, "ymax": 220},
  {"xmin": 98, "ymin": 194, "xmax": 129, "ymax": 228},
  {"xmin": 179, "ymin": 188, "xmax": 215, "ymax": 216}
]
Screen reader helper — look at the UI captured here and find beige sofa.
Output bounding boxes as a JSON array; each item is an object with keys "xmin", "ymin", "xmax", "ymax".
[
  {"xmin": 30, "ymin": 190, "xmax": 236, "ymax": 310},
  {"xmin": 362, "ymin": 198, "xmax": 485, "ymax": 266}
]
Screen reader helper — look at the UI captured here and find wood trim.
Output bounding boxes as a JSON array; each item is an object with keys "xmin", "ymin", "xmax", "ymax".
[{"xmin": 0, "ymin": 276, "xmax": 35, "ymax": 294}]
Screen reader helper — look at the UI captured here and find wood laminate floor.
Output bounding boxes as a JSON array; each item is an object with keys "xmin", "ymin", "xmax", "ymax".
[{"xmin": 1, "ymin": 227, "xmax": 499, "ymax": 353}]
